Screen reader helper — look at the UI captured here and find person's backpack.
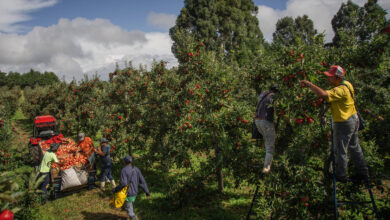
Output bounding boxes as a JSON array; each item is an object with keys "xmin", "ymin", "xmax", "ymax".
[{"xmin": 252, "ymin": 92, "xmax": 271, "ymax": 139}]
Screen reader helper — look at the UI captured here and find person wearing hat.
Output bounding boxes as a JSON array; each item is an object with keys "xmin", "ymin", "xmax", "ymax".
[
  {"xmin": 77, "ymin": 133, "xmax": 95, "ymax": 168},
  {"xmin": 300, "ymin": 65, "xmax": 369, "ymax": 183},
  {"xmin": 94, "ymin": 138, "xmax": 115, "ymax": 189},
  {"xmin": 254, "ymin": 85, "xmax": 279, "ymax": 173},
  {"xmin": 113, "ymin": 156, "xmax": 150, "ymax": 220},
  {"xmin": 37, "ymin": 143, "xmax": 62, "ymax": 204}
]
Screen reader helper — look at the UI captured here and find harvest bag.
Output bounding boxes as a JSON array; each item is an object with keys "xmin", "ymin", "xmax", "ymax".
[
  {"xmin": 111, "ymin": 167, "xmax": 134, "ymax": 208},
  {"xmin": 61, "ymin": 168, "xmax": 82, "ymax": 190},
  {"xmin": 342, "ymin": 84, "xmax": 366, "ymax": 131}
]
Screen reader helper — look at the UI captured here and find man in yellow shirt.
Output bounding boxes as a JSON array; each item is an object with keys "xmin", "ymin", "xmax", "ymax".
[
  {"xmin": 300, "ymin": 65, "xmax": 369, "ymax": 183},
  {"xmin": 37, "ymin": 143, "xmax": 61, "ymax": 204}
]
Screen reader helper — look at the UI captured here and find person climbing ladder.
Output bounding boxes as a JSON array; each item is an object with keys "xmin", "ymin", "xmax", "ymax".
[{"xmin": 300, "ymin": 65, "xmax": 369, "ymax": 182}]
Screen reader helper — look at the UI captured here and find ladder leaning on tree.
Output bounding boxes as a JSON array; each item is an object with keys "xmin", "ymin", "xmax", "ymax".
[{"xmin": 326, "ymin": 118, "xmax": 380, "ymax": 220}]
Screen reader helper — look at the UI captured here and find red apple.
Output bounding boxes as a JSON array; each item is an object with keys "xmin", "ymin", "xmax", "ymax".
[
  {"xmin": 0, "ymin": 209, "xmax": 14, "ymax": 220},
  {"xmin": 295, "ymin": 118, "xmax": 303, "ymax": 125}
]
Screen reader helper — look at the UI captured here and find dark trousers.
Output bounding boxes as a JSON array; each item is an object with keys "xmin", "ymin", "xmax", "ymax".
[
  {"xmin": 334, "ymin": 114, "xmax": 369, "ymax": 178},
  {"xmin": 37, "ymin": 172, "xmax": 50, "ymax": 202},
  {"xmin": 100, "ymin": 165, "xmax": 113, "ymax": 182}
]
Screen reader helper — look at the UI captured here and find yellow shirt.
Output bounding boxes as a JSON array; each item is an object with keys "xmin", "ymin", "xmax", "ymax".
[
  {"xmin": 326, "ymin": 81, "xmax": 357, "ymax": 122},
  {"xmin": 39, "ymin": 151, "xmax": 59, "ymax": 173}
]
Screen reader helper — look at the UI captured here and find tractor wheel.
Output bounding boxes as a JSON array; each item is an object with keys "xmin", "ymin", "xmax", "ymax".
[{"xmin": 29, "ymin": 143, "xmax": 42, "ymax": 167}]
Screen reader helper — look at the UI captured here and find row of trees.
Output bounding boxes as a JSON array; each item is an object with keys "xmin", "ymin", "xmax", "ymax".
[
  {"xmin": 0, "ymin": 86, "xmax": 38, "ymax": 217},
  {"xmin": 170, "ymin": 0, "xmax": 389, "ymax": 64},
  {"xmin": 0, "ymin": 69, "xmax": 59, "ymax": 88}
]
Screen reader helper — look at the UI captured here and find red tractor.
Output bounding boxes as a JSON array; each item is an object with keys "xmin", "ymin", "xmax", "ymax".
[
  {"xmin": 28, "ymin": 115, "xmax": 60, "ymax": 169},
  {"xmin": 28, "ymin": 115, "xmax": 97, "ymax": 199}
]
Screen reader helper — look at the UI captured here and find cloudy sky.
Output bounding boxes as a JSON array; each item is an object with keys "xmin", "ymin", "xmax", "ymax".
[{"xmin": 0, "ymin": 0, "xmax": 389, "ymax": 81}]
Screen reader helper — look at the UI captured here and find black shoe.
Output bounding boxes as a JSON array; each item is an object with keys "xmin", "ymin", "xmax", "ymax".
[
  {"xmin": 335, "ymin": 175, "xmax": 347, "ymax": 183},
  {"xmin": 350, "ymin": 174, "xmax": 369, "ymax": 184}
]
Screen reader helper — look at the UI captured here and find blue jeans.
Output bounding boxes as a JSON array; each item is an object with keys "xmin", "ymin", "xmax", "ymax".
[
  {"xmin": 124, "ymin": 201, "xmax": 136, "ymax": 218},
  {"xmin": 100, "ymin": 165, "xmax": 113, "ymax": 182},
  {"xmin": 37, "ymin": 172, "xmax": 50, "ymax": 202}
]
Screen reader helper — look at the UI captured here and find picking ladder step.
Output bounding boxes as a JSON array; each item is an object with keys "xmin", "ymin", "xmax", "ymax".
[{"xmin": 338, "ymin": 201, "xmax": 373, "ymax": 205}]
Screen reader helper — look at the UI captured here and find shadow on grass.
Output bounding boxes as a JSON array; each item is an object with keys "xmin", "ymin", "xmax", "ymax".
[
  {"xmin": 110, "ymin": 160, "xmax": 251, "ymax": 220},
  {"xmin": 135, "ymin": 194, "xmax": 246, "ymax": 220},
  {"xmin": 81, "ymin": 211, "xmax": 127, "ymax": 220},
  {"xmin": 95, "ymin": 187, "xmax": 114, "ymax": 199},
  {"xmin": 97, "ymin": 150, "xmax": 259, "ymax": 220},
  {"xmin": 85, "ymin": 166, "xmax": 250, "ymax": 220}
]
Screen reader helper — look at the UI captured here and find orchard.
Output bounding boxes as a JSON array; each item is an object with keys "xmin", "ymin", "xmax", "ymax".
[{"xmin": 1, "ymin": 0, "xmax": 390, "ymax": 219}]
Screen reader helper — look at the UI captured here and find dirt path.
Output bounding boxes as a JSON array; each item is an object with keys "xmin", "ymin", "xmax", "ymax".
[
  {"xmin": 10, "ymin": 120, "xmax": 31, "ymax": 149},
  {"xmin": 10, "ymin": 91, "xmax": 31, "ymax": 151}
]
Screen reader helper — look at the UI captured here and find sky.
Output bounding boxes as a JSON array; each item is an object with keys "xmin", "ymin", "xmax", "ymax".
[{"xmin": 0, "ymin": 0, "xmax": 389, "ymax": 81}]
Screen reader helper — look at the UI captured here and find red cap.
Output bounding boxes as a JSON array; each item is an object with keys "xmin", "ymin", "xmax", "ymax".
[{"xmin": 324, "ymin": 65, "xmax": 345, "ymax": 78}]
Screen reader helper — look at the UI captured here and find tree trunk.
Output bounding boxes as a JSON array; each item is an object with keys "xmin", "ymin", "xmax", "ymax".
[
  {"xmin": 128, "ymin": 142, "xmax": 133, "ymax": 157},
  {"xmin": 215, "ymin": 140, "xmax": 224, "ymax": 193},
  {"xmin": 127, "ymin": 125, "xmax": 133, "ymax": 157},
  {"xmin": 205, "ymin": 97, "xmax": 224, "ymax": 192}
]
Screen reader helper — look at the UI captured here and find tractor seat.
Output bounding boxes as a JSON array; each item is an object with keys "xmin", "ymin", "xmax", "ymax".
[{"xmin": 39, "ymin": 130, "xmax": 55, "ymax": 137}]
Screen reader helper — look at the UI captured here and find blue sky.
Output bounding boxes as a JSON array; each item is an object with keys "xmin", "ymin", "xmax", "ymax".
[
  {"xmin": 21, "ymin": 0, "xmax": 185, "ymax": 33},
  {"xmin": 0, "ymin": 0, "xmax": 388, "ymax": 81},
  {"xmin": 17, "ymin": 0, "xmax": 287, "ymax": 34}
]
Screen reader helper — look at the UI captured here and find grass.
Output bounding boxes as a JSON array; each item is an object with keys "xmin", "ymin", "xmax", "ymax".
[
  {"xmin": 29, "ymin": 163, "xmax": 255, "ymax": 220},
  {"xmin": 34, "ymin": 188, "xmax": 129, "ymax": 220}
]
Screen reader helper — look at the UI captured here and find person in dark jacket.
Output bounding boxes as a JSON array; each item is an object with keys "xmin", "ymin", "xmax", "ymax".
[
  {"xmin": 114, "ymin": 156, "xmax": 150, "ymax": 220},
  {"xmin": 94, "ymin": 138, "xmax": 115, "ymax": 189},
  {"xmin": 255, "ymin": 85, "xmax": 279, "ymax": 173}
]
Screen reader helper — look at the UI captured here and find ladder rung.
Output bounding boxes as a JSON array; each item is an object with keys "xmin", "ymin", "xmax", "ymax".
[{"xmin": 338, "ymin": 201, "xmax": 372, "ymax": 206}]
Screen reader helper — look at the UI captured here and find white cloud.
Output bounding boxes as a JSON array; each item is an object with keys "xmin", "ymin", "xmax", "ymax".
[
  {"xmin": 257, "ymin": 0, "xmax": 390, "ymax": 43},
  {"xmin": 379, "ymin": 0, "xmax": 390, "ymax": 16},
  {"xmin": 0, "ymin": 0, "xmax": 58, "ymax": 33},
  {"xmin": 147, "ymin": 12, "xmax": 177, "ymax": 31},
  {"xmin": 0, "ymin": 18, "xmax": 177, "ymax": 81}
]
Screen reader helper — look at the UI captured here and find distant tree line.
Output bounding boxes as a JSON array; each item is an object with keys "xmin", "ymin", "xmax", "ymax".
[{"xmin": 0, "ymin": 69, "xmax": 60, "ymax": 88}]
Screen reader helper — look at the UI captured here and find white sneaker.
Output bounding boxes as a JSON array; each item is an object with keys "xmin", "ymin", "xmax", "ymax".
[
  {"xmin": 110, "ymin": 180, "xmax": 116, "ymax": 188},
  {"xmin": 262, "ymin": 166, "xmax": 271, "ymax": 174},
  {"xmin": 100, "ymin": 181, "xmax": 105, "ymax": 189}
]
